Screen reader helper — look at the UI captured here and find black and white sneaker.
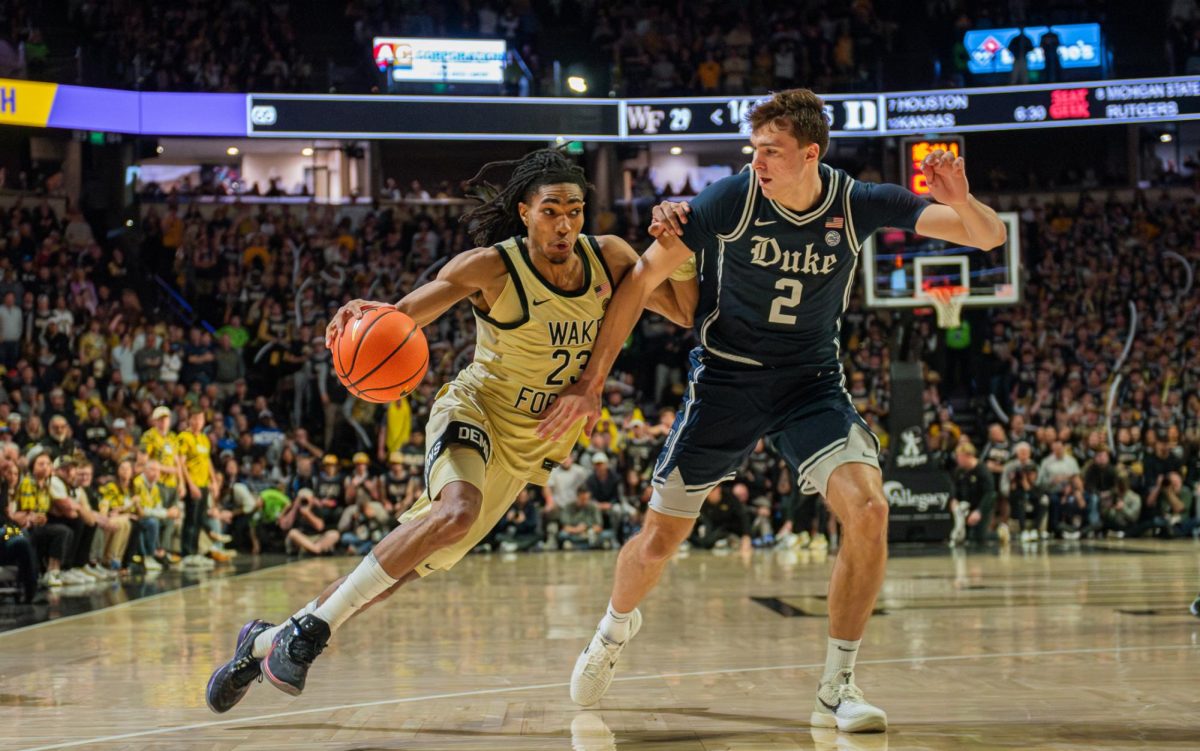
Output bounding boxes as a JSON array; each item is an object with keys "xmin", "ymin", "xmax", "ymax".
[
  {"xmin": 261, "ymin": 614, "xmax": 330, "ymax": 696},
  {"xmin": 1190, "ymin": 595, "xmax": 1200, "ymax": 618},
  {"xmin": 810, "ymin": 670, "xmax": 887, "ymax": 733},
  {"xmin": 205, "ymin": 619, "xmax": 274, "ymax": 713}
]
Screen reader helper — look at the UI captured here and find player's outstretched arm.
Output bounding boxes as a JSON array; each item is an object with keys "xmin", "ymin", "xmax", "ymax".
[
  {"xmin": 536, "ymin": 233, "xmax": 695, "ymax": 441},
  {"xmin": 913, "ymin": 149, "xmax": 1007, "ymax": 249},
  {"xmin": 596, "ymin": 235, "xmax": 697, "ymax": 328},
  {"xmin": 325, "ymin": 247, "xmax": 506, "ymax": 348}
]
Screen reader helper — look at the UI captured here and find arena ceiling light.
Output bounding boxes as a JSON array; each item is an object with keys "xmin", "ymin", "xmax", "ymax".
[
  {"xmin": 301, "ymin": 147, "xmax": 314, "ymax": 156},
  {"xmin": 1160, "ymin": 133, "xmax": 1173, "ymax": 143},
  {"xmin": 566, "ymin": 76, "xmax": 588, "ymax": 94},
  {"xmin": 226, "ymin": 146, "xmax": 239, "ymax": 155},
  {"xmin": 669, "ymin": 146, "xmax": 683, "ymax": 155},
  {"xmin": 741, "ymin": 145, "xmax": 754, "ymax": 154}
]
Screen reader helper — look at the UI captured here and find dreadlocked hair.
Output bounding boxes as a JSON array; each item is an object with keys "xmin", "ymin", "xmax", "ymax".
[{"xmin": 460, "ymin": 148, "xmax": 590, "ymax": 247}]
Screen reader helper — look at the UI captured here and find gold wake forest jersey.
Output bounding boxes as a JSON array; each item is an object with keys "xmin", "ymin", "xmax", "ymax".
[{"xmin": 455, "ymin": 235, "xmax": 613, "ymax": 483}]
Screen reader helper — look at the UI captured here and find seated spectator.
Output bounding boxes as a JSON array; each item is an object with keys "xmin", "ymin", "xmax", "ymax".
[
  {"xmin": 585, "ymin": 452, "xmax": 624, "ymax": 539},
  {"xmin": 132, "ymin": 459, "xmax": 180, "ymax": 571},
  {"xmin": 558, "ymin": 487, "xmax": 611, "ymax": 550},
  {"xmin": 97, "ymin": 459, "xmax": 137, "ymax": 570},
  {"xmin": 0, "ymin": 457, "xmax": 40, "ymax": 602},
  {"xmin": 691, "ymin": 483, "xmax": 752, "ymax": 553},
  {"xmin": 279, "ymin": 488, "xmax": 340, "ymax": 556},
  {"xmin": 1102, "ymin": 475, "xmax": 1142, "ymax": 537},
  {"xmin": 493, "ymin": 486, "xmax": 542, "ymax": 553}
]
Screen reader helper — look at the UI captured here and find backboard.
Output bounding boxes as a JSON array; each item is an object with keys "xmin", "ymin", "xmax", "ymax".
[{"xmin": 861, "ymin": 211, "xmax": 1020, "ymax": 310}]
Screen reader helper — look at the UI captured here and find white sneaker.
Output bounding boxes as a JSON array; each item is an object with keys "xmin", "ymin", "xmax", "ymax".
[
  {"xmin": 86, "ymin": 564, "xmax": 115, "ymax": 580},
  {"xmin": 997, "ymin": 523, "xmax": 1011, "ymax": 546},
  {"xmin": 41, "ymin": 570, "xmax": 64, "ymax": 587},
  {"xmin": 810, "ymin": 533, "xmax": 828, "ymax": 551},
  {"xmin": 144, "ymin": 557, "xmax": 163, "ymax": 572},
  {"xmin": 811, "ymin": 672, "xmax": 888, "ymax": 733},
  {"xmin": 61, "ymin": 569, "xmax": 93, "ymax": 585},
  {"xmin": 570, "ymin": 609, "xmax": 643, "ymax": 706}
]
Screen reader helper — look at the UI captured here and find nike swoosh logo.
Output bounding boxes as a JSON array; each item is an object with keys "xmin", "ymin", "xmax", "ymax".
[
  {"xmin": 836, "ymin": 646, "xmax": 857, "ymax": 652},
  {"xmin": 818, "ymin": 697, "xmax": 841, "ymax": 713},
  {"xmin": 424, "ymin": 563, "xmax": 436, "ymax": 571},
  {"xmin": 753, "ymin": 219, "xmax": 776, "ymax": 226},
  {"xmin": 532, "ymin": 299, "xmax": 550, "ymax": 306}
]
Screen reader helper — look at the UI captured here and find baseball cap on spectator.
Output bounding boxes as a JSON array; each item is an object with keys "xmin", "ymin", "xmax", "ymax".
[
  {"xmin": 113, "ymin": 418, "xmax": 127, "ymax": 430},
  {"xmin": 352, "ymin": 452, "xmax": 370, "ymax": 465},
  {"xmin": 322, "ymin": 454, "xmax": 339, "ymax": 466},
  {"xmin": 592, "ymin": 452, "xmax": 609, "ymax": 465},
  {"xmin": 388, "ymin": 451, "xmax": 405, "ymax": 465},
  {"xmin": 296, "ymin": 488, "xmax": 315, "ymax": 501},
  {"xmin": 151, "ymin": 405, "xmax": 171, "ymax": 421}
]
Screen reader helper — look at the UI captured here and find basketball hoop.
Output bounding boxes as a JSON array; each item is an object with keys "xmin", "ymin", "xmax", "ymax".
[{"xmin": 925, "ymin": 286, "xmax": 968, "ymax": 329}]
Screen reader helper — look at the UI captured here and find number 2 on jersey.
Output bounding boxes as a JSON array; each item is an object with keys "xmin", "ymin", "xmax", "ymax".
[{"xmin": 769, "ymin": 279, "xmax": 804, "ymax": 325}]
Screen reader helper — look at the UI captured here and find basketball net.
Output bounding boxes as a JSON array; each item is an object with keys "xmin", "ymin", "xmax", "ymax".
[{"xmin": 926, "ymin": 286, "xmax": 968, "ymax": 329}]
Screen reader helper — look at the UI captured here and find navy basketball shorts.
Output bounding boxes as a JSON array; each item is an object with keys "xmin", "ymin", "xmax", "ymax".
[{"xmin": 650, "ymin": 348, "xmax": 881, "ymax": 519}]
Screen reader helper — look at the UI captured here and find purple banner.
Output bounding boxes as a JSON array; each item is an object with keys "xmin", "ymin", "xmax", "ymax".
[
  {"xmin": 47, "ymin": 85, "xmax": 140, "ymax": 133},
  {"xmin": 141, "ymin": 92, "xmax": 245, "ymax": 136},
  {"xmin": 44, "ymin": 85, "xmax": 247, "ymax": 136}
]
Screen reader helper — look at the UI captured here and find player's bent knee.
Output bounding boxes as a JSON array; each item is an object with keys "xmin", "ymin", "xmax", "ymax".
[
  {"xmin": 639, "ymin": 513, "xmax": 694, "ymax": 562},
  {"xmin": 433, "ymin": 484, "xmax": 483, "ymax": 542}
]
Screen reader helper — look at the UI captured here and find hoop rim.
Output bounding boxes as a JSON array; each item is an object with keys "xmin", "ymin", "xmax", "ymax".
[{"xmin": 922, "ymin": 285, "xmax": 968, "ymax": 329}]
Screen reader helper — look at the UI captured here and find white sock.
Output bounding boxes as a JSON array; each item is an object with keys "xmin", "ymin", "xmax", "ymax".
[
  {"xmin": 598, "ymin": 601, "xmax": 633, "ymax": 643},
  {"xmin": 312, "ymin": 553, "xmax": 398, "ymax": 632},
  {"xmin": 821, "ymin": 637, "xmax": 861, "ymax": 684},
  {"xmin": 252, "ymin": 597, "xmax": 320, "ymax": 658}
]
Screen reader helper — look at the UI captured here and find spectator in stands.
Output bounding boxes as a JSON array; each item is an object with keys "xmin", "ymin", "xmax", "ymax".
[
  {"xmin": 130, "ymin": 459, "xmax": 171, "ymax": 571},
  {"xmin": 558, "ymin": 487, "xmax": 608, "ymax": 550},
  {"xmin": 280, "ymin": 488, "xmax": 340, "ymax": 556},
  {"xmin": 585, "ymin": 452, "xmax": 623, "ymax": 538},
  {"xmin": 691, "ymin": 483, "xmax": 752, "ymax": 553},
  {"xmin": 1, "ymin": 457, "xmax": 40, "ymax": 601},
  {"xmin": 493, "ymin": 486, "xmax": 542, "ymax": 553}
]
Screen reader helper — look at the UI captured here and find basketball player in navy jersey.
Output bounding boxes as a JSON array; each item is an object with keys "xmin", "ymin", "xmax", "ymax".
[{"xmin": 539, "ymin": 89, "xmax": 1007, "ymax": 733}]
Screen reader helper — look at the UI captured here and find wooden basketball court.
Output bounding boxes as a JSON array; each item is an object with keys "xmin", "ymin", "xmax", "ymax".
[{"xmin": 4, "ymin": 542, "xmax": 1199, "ymax": 750}]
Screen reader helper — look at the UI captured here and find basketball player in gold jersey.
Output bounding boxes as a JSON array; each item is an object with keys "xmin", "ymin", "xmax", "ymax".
[{"xmin": 205, "ymin": 149, "xmax": 698, "ymax": 712}]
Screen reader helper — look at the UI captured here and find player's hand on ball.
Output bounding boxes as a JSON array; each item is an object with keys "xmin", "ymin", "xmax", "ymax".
[
  {"xmin": 920, "ymin": 149, "xmax": 970, "ymax": 206},
  {"xmin": 536, "ymin": 381, "xmax": 601, "ymax": 441},
  {"xmin": 649, "ymin": 200, "xmax": 690, "ymax": 239},
  {"xmin": 326, "ymin": 299, "xmax": 394, "ymax": 349}
]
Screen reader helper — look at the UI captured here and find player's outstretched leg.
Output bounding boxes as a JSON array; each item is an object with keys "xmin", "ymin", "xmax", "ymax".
[
  {"xmin": 205, "ymin": 619, "xmax": 275, "ymax": 713},
  {"xmin": 262, "ymin": 481, "xmax": 481, "ymax": 696},
  {"xmin": 570, "ymin": 507, "xmax": 693, "ymax": 706},
  {"xmin": 810, "ymin": 463, "xmax": 889, "ymax": 733}
]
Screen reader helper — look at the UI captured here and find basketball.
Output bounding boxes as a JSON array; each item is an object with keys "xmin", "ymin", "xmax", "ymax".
[{"xmin": 331, "ymin": 307, "xmax": 428, "ymax": 403}]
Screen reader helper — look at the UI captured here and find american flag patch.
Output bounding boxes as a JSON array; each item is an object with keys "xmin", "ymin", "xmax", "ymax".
[
  {"xmin": 825, "ymin": 216, "xmax": 845, "ymax": 229},
  {"xmin": 593, "ymin": 281, "xmax": 611, "ymax": 297}
]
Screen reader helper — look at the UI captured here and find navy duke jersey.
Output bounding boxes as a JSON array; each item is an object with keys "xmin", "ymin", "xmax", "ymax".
[{"xmin": 679, "ymin": 164, "xmax": 929, "ymax": 369}]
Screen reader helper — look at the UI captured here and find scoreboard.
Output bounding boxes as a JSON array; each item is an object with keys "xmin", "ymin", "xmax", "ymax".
[
  {"xmin": 1, "ymin": 75, "xmax": 1196, "ymax": 140},
  {"xmin": 622, "ymin": 95, "xmax": 880, "ymax": 139},
  {"xmin": 881, "ymin": 78, "xmax": 1200, "ymax": 135}
]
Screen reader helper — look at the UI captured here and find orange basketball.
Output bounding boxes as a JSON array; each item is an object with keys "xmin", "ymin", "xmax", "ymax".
[{"xmin": 332, "ymin": 307, "xmax": 428, "ymax": 403}]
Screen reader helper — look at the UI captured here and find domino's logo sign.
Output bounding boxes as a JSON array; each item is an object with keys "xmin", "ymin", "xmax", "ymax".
[
  {"xmin": 970, "ymin": 35, "xmax": 1006, "ymax": 69},
  {"xmin": 250, "ymin": 105, "xmax": 277, "ymax": 126}
]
